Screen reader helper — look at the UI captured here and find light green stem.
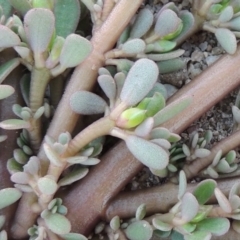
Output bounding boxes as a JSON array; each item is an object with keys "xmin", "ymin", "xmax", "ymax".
[{"xmin": 28, "ymin": 67, "xmax": 51, "ymax": 152}]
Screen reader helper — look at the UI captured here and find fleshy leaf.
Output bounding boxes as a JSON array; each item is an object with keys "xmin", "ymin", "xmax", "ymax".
[
  {"xmin": 130, "ymin": 8, "xmax": 154, "ymax": 39},
  {"xmin": 157, "ymin": 58, "xmax": 185, "ymax": 74},
  {"xmin": 184, "ymin": 231, "xmax": 211, "ymax": 240},
  {"xmin": 178, "ymin": 170, "xmax": 187, "ymax": 200},
  {"xmin": 44, "ymin": 213, "xmax": 71, "ymax": 235},
  {"xmin": 0, "ymin": 58, "xmax": 20, "ymax": 84},
  {"xmin": 121, "ymin": 39, "xmax": 146, "ymax": 54},
  {"xmin": 214, "ymin": 188, "xmax": 232, "ymax": 213},
  {"xmin": 61, "ymin": 233, "xmax": 88, "ymax": 240},
  {"xmin": 155, "ymin": 9, "xmax": 182, "ymax": 38},
  {"xmin": 181, "ymin": 192, "xmax": 199, "ymax": 222},
  {"xmin": 194, "ymin": 149, "xmax": 211, "ymax": 158},
  {"xmin": 193, "ymin": 179, "xmax": 217, "ymax": 205},
  {"xmin": 58, "ymin": 168, "xmax": 89, "ymax": 186},
  {"xmin": 0, "ymin": 85, "xmax": 14, "ymax": 100},
  {"xmin": 0, "ymin": 119, "xmax": 30, "ymax": 130},
  {"xmin": 125, "ymin": 220, "xmax": 153, "ymax": 240},
  {"xmin": 153, "ymin": 96, "xmax": 192, "ymax": 127},
  {"xmin": 120, "ymin": 59, "xmax": 159, "ymax": 107},
  {"xmin": 219, "ymin": 6, "xmax": 233, "ymax": 23},
  {"xmin": 0, "ymin": 25, "xmax": 21, "ymax": 48},
  {"xmin": 38, "ymin": 176, "xmax": 58, "ymax": 195},
  {"xmin": 126, "ymin": 135, "xmax": 169, "ymax": 170},
  {"xmin": 98, "ymin": 75, "xmax": 116, "ymax": 101},
  {"xmin": 0, "ymin": 0, "xmax": 12, "ymax": 19},
  {"xmin": 24, "ymin": 8, "xmax": 55, "ymax": 53},
  {"xmin": 135, "ymin": 118, "xmax": 154, "ymax": 138},
  {"xmin": 152, "ymin": 218, "xmax": 172, "ymax": 231},
  {"xmin": 0, "ymin": 188, "xmax": 22, "ymax": 209},
  {"xmin": 70, "ymin": 91, "xmax": 107, "ymax": 115},
  {"xmin": 43, "ymin": 143, "xmax": 62, "ymax": 167},
  {"xmin": 110, "ymin": 216, "xmax": 120, "ymax": 231},
  {"xmin": 215, "ymin": 28, "xmax": 237, "ymax": 54},
  {"xmin": 136, "ymin": 204, "xmax": 146, "ymax": 220},
  {"xmin": 196, "ymin": 218, "xmax": 230, "ymax": 236},
  {"xmin": 9, "ymin": 0, "xmax": 31, "ymax": 16},
  {"xmin": 54, "ymin": 0, "xmax": 80, "ymax": 38},
  {"xmin": 59, "ymin": 34, "xmax": 92, "ymax": 68},
  {"xmin": 11, "ymin": 172, "xmax": 30, "ymax": 184}
]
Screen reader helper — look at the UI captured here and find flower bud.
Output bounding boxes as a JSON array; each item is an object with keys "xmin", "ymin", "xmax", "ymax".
[{"xmin": 116, "ymin": 108, "xmax": 146, "ymax": 129}]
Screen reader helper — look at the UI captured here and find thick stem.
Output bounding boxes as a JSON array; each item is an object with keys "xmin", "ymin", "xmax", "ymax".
[
  {"xmin": 60, "ymin": 45, "xmax": 240, "ymax": 235},
  {"xmin": 28, "ymin": 67, "xmax": 51, "ymax": 153}
]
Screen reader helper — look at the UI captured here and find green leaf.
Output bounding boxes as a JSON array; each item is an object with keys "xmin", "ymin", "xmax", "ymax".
[
  {"xmin": 196, "ymin": 218, "xmax": 230, "ymax": 236},
  {"xmin": 122, "ymin": 39, "xmax": 146, "ymax": 54},
  {"xmin": 32, "ymin": 0, "xmax": 54, "ymax": 9},
  {"xmin": 0, "ymin": 0, "xmax": 12, "ymax": 19},
  {"xmin": 0, "ymin": 119, "xmax": 30, "ymax": 130},
  {"xmin": 110, "ymin": 216, "xmax": 120, "ymax": 231},
  {"xmin": 54, "ymin": 0, "xmax": 80, "ymax": 38},
  {"xmin": 98, "ymin": 75, "xmax": 116, "ymax": 101},
  {"xmin": 0, "ymin": 188, "xmax": 22, "ymax": 209},
  {"xmin": 24, "ymin": 8, "xmax": 55, "ymax": 53},
  {"xmin": 153, "ymin": 96, "xmax": 192, "ymax": 127},
  {"xmin": 184, "ymin": 231, "xmax": 211, "ymax": 240},
  {"xmin": 20, "ymin": 74, "xmax": 30, "ymax": 106},
  {"xmin": 136, "ymin": 204, "xmax": 146, "ymax": 220},
  {"xmin": 58, "ymin": 168, "xmax": 89, "ymax": 187},
  {"xmin": 178, "ymin": 170, "xmax": 187, "ymax": 200},
  {"xmin": 218, "ymin": 6, "xmax": 233, "ymax": 22},
  {"xmin": 0, "ymin": 85, "xmax": 14, "ymax": 100},
  {"xmin": 214, "ymin": 188, "xmax": 232, "ymax": 213},
  {"xmin": 44, "ymin": 213, "xmax": 71, "ymax": 235},
  {"xmin": 171, "ymin": 230, "xmax": 184, "ymax": 240},
  {"xmin": 152, "ymin": 218, "xmax": 172, "ymax": 231},
  {"xmin": 120, "ymin": 59, "xmax": 159, "ymax": 107},
  {"xmin": 0, "ymin": 215, "xmax": 5, "ymax": 229},
  {"xmin": 8, "ymin": 0, "xmax": 31, "ymax": 16},
  {"xmin": 70, "ymin": 91, "xmax": 107, "ymax": 115},
  {"xmin": 155, "ymin": 9, "xmax": 182, "ymax": 39},
  {"xmin": 157, "ymin": 58, "xmax": 185, "ymax": 74},
  {"xmin": 181, "ymin": 193, "xmax": 199, "ymax": 222},
  {"xmin": 0, "ymin": 58, "xmax": 20, "ymax": 84},
  {"xmin": 0, "ymin": 230, "xmax": 7, "ymax": 240},
  {"xmin": 193, "ymin": 179, "xmax": 217, "ymax": 205},
  {"xmin": 130, "ymin": 8, "xmax": 154, "ymax": 39},
  {"xmin": 126, "ymin": 135, "xmax": 169, "ymax": 170},
  {"xmin": 38, "ymin": 176, "xmax": 58, "ymax": 195},
  {"xmin": 125, "ymin": 220, "xmax": 153, "ymax": 240},
  {"xmin": 60, "ymin": 34, "xmax": 92, "ymax": 68},
  {"xmin": 43, "ymin": 143, "xmax": 62, "ymax": 167},
  {"xmin": 61, "ymin": 233, "xmax": 88, "ymax": 240},
  {"xmin": 0, "ymin": 25, "xmax": 21, "ymax": 48},
  {"xmin": 215, "ymin": 28, "xmax": 237, "ymax": 54}
]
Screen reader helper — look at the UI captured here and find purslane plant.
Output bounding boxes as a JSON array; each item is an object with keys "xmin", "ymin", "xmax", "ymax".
[{"xmin": 1, "ymin": 0, "xmax": 240, "ymax": 240}]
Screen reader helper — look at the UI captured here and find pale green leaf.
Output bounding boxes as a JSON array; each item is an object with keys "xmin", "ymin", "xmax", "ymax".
[
  {"xmin": 58, "ymin": 168, "xmax": 89, "ymax": 187},
  {"xmin": 130, "ymin": 8, "xmax": 154, "ymax": 39},
  {"xmin": 44, "ymin": 213, "xmax": 71, "ymax": 235},
  {"xmin": 122, "ymin": 39, "xmax": 146, "ymax": 54},
  {"xmin": 54, "ymin": 0, "xmax": 80, "ymax": 38},
  {"xmin": 196, "ymin": 218, "xmax": 230, "ymax": 236},
  {"xmin": 120, "ymin": 59, "xmax": 159, "ymax": 106},
  {"xmin": 0, "ymin": 85, "xmax": 14, "ymax": 100},
  {"xmin": 215, "ymin": 28, "xmax": 237, "ymax": 54},
  {"xmin": 153, "ymin": 96, "xmax": 192, "ymax": 127},
  {"xmin": 24, "ymin": 8, "xmax": 55, "ymax": 53},
  {"xmin": 0, "ymin": 25, "xmax": 21, "ymax": 48},
  {"xmin": 60, "ymin": 34, "xmax": 92, "ymax": 68},
  {"xmin": 125, "ymin": 220, "xmax": 153, "ymax": 240},
  {"xmin": 61, "ymin": 233, "xmax": 88, "ymax": 240},
  {"xmin": 136, "ymin": 204, "xmax": 146, "ymax": 220},
  {"xmin": 0, "ymin": 119, "xmax": 30, "ymax": 130},
  {"xmin": 181, "ymin": 192, "xmax": 199, "ymax": 222},
  {"xmin": 38, "ymin": 176, "xmax": 58, "ymax": 195},
  {"xmin": 0, "ymin": 58, "xmax": 20, "ymax": 84},
  {"xmin": 9, "ymin": 0, "xmax": 31, "ymax": 16},
  {"xmin": 126, "ymin": 135, "xmax": 169, "ymax": 170},
  {"xmin": 0, "ymin": 188, "xmax": 22, "ymax": 210},
  {"xmin": 70, "ymin": 91, "xmax": 107, "ymax": 115},
  {"xmin": 110, "ymin": 216, "xmax": 120, "ymax": 231}
]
